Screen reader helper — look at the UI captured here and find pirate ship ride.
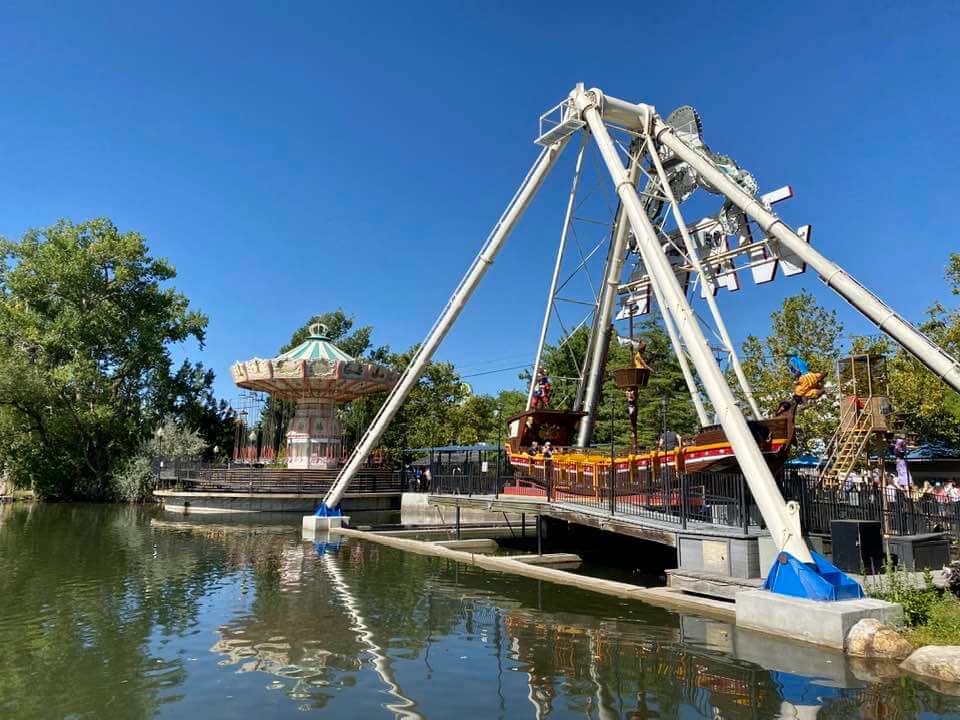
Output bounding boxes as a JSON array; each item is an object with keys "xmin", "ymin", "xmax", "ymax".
[{"xmin": 505, "ymin": 402, "xmax": 796, "ymax": 483}]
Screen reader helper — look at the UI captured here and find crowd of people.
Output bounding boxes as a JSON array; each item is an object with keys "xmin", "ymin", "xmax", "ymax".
[{"xmin": 839, "ymin": 466, "xmax": 960, "ymax": 505}]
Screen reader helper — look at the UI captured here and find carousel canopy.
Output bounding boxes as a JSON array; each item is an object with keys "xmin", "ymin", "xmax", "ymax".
[
  {"xmin": 276, "ymin": 331, "xmax": 354, "ymax": 363},
  {"xmin": 231, "ymin": 322, "xmax": 398, "ymax": 402}
]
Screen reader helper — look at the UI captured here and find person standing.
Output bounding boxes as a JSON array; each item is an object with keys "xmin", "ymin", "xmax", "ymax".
[
  {"xmin": 542, "ymin": 442, "xmax": 554, "ymax": 497},
  {"xmin": 893, "ymin": 438, "xmax": 912, "ymax": 491},
  {"xmin": 659, "ymin": 430, "xmax": 681, "ymax": 452}
]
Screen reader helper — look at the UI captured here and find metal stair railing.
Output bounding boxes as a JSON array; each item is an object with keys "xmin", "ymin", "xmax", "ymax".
[{"xmin": 819, "ymin": 405, "xmax": 875, "ymax": 486}]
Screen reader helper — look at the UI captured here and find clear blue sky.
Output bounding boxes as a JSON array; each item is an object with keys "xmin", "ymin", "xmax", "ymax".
[{"xmin": 2, "ymin": 2, "xmax": 958, "ymax": 405}]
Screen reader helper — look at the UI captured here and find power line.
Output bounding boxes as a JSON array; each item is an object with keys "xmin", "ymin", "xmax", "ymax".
[{"xmin": 460, "ymin": 363, "xmax": 532, "ymax": 379}]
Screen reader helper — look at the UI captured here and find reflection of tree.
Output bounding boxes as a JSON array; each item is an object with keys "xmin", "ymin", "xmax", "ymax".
[
  {"xmin": 0, "ymin": 504, "xmax": 229, "ymax": 718},
  {"xmin": 819, "ymin": 675, "xmax": 960, "ymax": 720}
]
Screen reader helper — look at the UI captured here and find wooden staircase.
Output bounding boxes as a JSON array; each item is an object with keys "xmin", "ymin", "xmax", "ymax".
[{"xmin": 818, "ymin": 402, "xmax": 875, "ymax": 486}]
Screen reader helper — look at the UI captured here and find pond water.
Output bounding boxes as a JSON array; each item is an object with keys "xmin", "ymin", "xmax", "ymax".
[{"xmin": 2, "ymin": 504, "xmax": 959, "ymax": 719}]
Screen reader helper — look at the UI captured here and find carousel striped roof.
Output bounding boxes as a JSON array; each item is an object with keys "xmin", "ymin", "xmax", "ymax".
[{"xmin": 275, "ymin": 323, "xmax": 354, "ymax": 363}]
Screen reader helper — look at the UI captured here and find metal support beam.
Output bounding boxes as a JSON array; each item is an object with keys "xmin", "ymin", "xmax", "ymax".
[
  {"xmin": 528, "ymin": 130, "xmax": 589, "ymax": 409},
  {"xmin": 575, "ymin": 141, "xmax": 644, "ymax": 446},
  {"xmin": 647, "ymin": 274, "xmax": 711, "ymax": 427},
  {"xmin": 322, "ymin": 137, "xmax": 570, "ymax": 510},
  {"xmin": 574, "ymin": 88, "xmax": 811, "ymax": 562},
  {"xmin": 646, "ymin": 135, "xmax": 762, "ymax": 419},
  {"xmin": 654, "ymin": 118, "xmax": 960, "ymax": 396}
]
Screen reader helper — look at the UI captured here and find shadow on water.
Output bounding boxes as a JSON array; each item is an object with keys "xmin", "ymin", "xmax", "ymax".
[{"xmin": 2, "ymin": 503, "xmax": 960, "ymax": 719}]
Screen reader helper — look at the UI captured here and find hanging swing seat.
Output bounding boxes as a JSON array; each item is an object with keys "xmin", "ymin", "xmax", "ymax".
[{"xmin": 614, "ymin": 367, "xmax": 650, "ymax": 390}]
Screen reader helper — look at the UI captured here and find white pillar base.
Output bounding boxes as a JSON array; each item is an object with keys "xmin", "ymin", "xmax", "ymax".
[{"xmin": 302, "ymin": 514, "xmax": 350, "ymax": 539}]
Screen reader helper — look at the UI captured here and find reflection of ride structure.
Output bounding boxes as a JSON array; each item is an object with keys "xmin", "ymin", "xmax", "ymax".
[
  {"xmin": 502, "ymin": 613, "xmax": 781, "ymax": 719},
  {"xmin": 208, "ymin": 537, "xmax": 422, "ymax": 717}
]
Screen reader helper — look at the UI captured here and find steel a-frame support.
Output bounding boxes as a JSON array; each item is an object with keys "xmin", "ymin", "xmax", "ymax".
[
  {"xmin": 646, "ymin": 137, "xmax": 762, "ymax": 419},
  {"xmin": 321, "ymin": 137, "xmax": 570, "ymax": 511},
  {"xmin": 573, "ymin": 86, "xmax": 812, "ymax": 562},
  {"xmin": 527, "ymin": 131, "xmax": 589, "ymax": 409},
  {"xmin": 652, "ymin": 119, "xmax": 960, "ymax": 395},
  {"xmin": 575, "ymin": 140, "xmax": 644, "ymax": 446}
]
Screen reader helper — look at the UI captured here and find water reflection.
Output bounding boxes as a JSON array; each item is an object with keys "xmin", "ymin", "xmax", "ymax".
[{"xmin": 2, "ymin": 504, "xmax": 960, "ymax": 719}]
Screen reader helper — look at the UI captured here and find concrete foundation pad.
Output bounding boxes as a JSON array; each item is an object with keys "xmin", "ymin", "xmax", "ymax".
[
  {"xmin": 302, "ymin": 514, "xmax": 351, "ymax": 539},
  {"xmin": 736, "ymin": 589, "xmax": 903, "ymax": 649}
]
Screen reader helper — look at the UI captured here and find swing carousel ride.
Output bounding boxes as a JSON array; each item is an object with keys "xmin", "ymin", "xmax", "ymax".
[{"xmin": 230, "ymin": 322, "xmax": 398, "ymax": 469}]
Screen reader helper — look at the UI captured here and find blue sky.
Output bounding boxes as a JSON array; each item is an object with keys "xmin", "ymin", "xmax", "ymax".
[{"xmin": 1, "ymin": 2, "xmax": 958, "ymax": 405}]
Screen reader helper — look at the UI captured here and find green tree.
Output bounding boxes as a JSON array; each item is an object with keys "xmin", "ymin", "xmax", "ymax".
[
  {"xmin": 739, "ymin": 290, "xmax": 844, "ymax": 453},
  {"xmin": 113, "ymin": 416, "xmax": 207, "ymax": 502},
  {"xmin": 379, "ymin": 346, "xmax": 467, "ymax": 455},
  {"xmin": 0, "ymin": 218, "xmax": 218, "ymax": 499},
  {"xmin": 849, "ymin": 254, "xmax": 960, "ymax": 445}
]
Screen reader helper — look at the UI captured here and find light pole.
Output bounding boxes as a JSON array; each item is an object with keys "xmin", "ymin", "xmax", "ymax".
[
  {"xmin": 609, "ymin": 376, "xmax": 616, "ymax": 515},
  {"xmin": 495, "ymin": 401, "xmax": 503, "ymax": 497},
  {"xmin": 156, "ymin": 426, "xmax": 164, "ymax": 484}
]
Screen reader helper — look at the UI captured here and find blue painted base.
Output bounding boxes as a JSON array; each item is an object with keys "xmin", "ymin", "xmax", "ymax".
[
  {"xmin": 314, "ymin": 503, "xmax": 343, "ymax": 518},
  {"xmin": 314, "ymin": 539, "xmax": 342, "ymax": 556},
  {"xmin": 764, "ymin": 550, "xmax": 864, "ymax": 601}
]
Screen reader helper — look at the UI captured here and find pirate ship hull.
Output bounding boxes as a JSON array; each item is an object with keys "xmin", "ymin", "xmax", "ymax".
[{"xmin": 505, "ymin": 406, "xmax": 795, "ymax": 489}]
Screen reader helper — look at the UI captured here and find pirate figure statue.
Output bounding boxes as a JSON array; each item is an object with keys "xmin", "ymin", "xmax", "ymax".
[
  {"xmin": 614, "ymin": 336, "xmax": 653, "ymax": 454},
  {"xmin": 531, "ymin": 371, "xmax": 552, "ymax": 409},
  {"xmin": 787, "ymin": 355, "xmax": 826, "ymax": 406}
]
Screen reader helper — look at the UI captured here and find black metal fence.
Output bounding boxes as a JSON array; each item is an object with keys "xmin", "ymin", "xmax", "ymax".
[
  {"xmin": 425, "ymin": 463, "xmax": 755, "ymax": 532},
  {"xmin": 777, "ymin": 471, "xmax": 960, "ymax": 538},
  {"xmin": 427, "ymin": 463, "xmax": 960, "ymax": 539},
  {"xmin": 152, "ymin": 457, "xmax": 402, "ymax": 495}
]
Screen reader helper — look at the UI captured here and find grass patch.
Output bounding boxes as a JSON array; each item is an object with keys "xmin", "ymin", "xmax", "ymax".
[
  {"xmin": 906, "ymin": 597, "xmax": 960, "ymax": 647},
  {"xmin": 868, "ymin": 560, "xmax": 960, "ymax": 646}
]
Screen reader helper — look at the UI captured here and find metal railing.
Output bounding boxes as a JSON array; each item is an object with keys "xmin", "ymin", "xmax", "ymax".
[
  {"xmin": 778, "ymin": 472, "xmax": 960, "ymax": 538},
  {"xmin": 427, "ymin": 463, "xmax": 756, "ymax": 533},
  {"xmin": 152, "ymin": 457, "xmax": 402, "ymax": 495},
  {"xmin": 428, "ymin": 464, "xmax": 960, "ymax": 539}
]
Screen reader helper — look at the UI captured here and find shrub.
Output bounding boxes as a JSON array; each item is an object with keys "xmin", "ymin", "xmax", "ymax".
[
  {"xmin": 112, "ymin": 455, "xmax": 156, "ymax": 503},
  {"xmin": 868, "ymin": 561, "xmax": 941, "ymax": 627}
]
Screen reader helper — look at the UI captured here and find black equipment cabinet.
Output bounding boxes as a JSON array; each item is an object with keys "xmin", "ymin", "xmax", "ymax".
[
  {"xmin": 886, "ymin": 533, "xmax": 950, "ymax": 571},
  {"xmin": 830, "ymin": 520, "xmax": 884, "ymax": 574}
]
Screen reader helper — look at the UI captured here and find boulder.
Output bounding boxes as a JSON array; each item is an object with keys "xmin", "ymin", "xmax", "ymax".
[
  {"xmin": 901, "ymin": 646, "xmax": 960, "ymax": 688},
  {"xmin": 845, "ymin": 619, "xmax": 914, "ymax": 660}
]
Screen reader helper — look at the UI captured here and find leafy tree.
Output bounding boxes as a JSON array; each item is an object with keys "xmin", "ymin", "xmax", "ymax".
[
  {"xmin": 849, "ymin": 254, "xmax": 960, "ymax": 446},
  {"xmin": 379, "ymin": 346, "xmax": 467, "ymax": 454},
  {"xmin": 450, "ymin": 394, "xmax": 500, "ymax": 445},
  {"xmin": 113, "ymin": 416, "xmax": 206, "ymax": 502},
  {"xmin": 738, "ymin": 290, "xmax": 844, "ymax": 453},
  {"xmin": 0, "ymin": 218, "xmax": 220, "ymax": 499},
  {"xmin": 495, "ymin": 389, "xmax": 527, "ymax": 428},
  {"xmin": 281, "ymin": 308, "xmax": 375, "ymax": 358}
]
